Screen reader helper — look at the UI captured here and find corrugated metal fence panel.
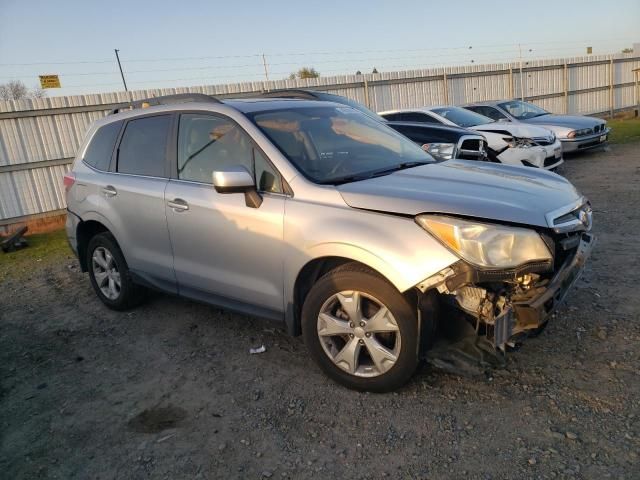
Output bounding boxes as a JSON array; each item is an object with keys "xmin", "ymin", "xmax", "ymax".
[
  {"xmin": 0, "ymin": 164, "xmax": 70, "ymax": 219},
  {"xmin": 0, "ymin": 110, "xmax": 107, "ymax": 166},
  {"xmin": 0, "ymin": 53, "xmax": 639, "ymax": 222}
]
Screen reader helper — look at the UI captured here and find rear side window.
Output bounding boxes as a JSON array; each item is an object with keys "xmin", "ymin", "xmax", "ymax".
[
  {"xmin": 400, "ymin": 112, "xmax": 438, "ymax": 124},
  {"xmin": 117, "ymin": 115, "xmax": 171, "ymax": 177},
  {"xmin": 84, "ymin": 121, "xmax": 122, "ymax": 171}
]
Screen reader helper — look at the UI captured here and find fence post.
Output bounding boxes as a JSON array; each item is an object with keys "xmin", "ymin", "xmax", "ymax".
[
  {"xmin": 509, "ymin": 67, "xmax": 514, "ymax": 99},
  {"xmin": 563, "ymin": 62, "xmax": 569, "ymax": 114},
  {"xmin": 609, "ymin": 56, "xmax": 614, "ymax": 118},
  {"xmin": 443, "ymin": 72, "xmax": 449, "ymax": 104},
  {"xmin": 363, "ymin": 77, "xmax": 370, "ymax": 108}
]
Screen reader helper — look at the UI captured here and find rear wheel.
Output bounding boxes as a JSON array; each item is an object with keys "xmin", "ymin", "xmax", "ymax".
[
  {"xmin": 302, "ymin": 265, "xmax": 419, "ymax": 392},
  {"xmin": 87, "ymin": 232, "xmax": 144, "ymax": 310}
]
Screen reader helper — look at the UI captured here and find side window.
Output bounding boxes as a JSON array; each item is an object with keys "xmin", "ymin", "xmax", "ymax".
[
  {"xmin": 381, "ymin": 113, "xmax": 400, "ymax": 121},
  {"xmin": 117, "ymin": 115, "xmax": 171, "ymax": 177},
  {"xmin": 84, "ymin": 121, "xmax": 122, "ymax": 171},
  {"xmin": 400, "ymin": 112, "xmax": 438, "ymax": 124},
  {"xmin": 476, "ymin": 106, "xmax": 505, "ymax": 121},
  {"xmin": 254, "ymin": 149, "xmax": 283, "ymax": 193},
  {"xmin": 178, "ymin": 114, "xmax": 253, "ymax": 183}
]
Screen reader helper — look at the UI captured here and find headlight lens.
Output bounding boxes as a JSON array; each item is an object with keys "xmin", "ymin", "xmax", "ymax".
[
  {"xmin": 503, "ymin": 137, "xmax": 534, "ymax": 149},
  {"xmin": 567, "ymin": 130, "xmax": 576, "ymax": 138},
  {"xmin": 421, "ymin": 142, "xmax": 456, "ymax": 160},
  {"xmin": 416, "ymin": 215, "xmax": 552, "ymax": 268}
]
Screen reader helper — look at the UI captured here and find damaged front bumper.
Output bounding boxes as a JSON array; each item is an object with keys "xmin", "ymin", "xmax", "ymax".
[{"xmin": 418, "ymin": 232, "xmax": 595, "ymax": 349}]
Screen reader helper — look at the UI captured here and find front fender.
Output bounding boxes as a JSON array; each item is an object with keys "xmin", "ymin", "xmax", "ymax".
[{"xmin": 283, "ymin": 198, "xmax": 460, "ymax": 317}]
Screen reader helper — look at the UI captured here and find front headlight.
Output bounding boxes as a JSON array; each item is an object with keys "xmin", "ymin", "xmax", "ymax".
[
  {"xmin": 421, "ymin": 142, "xmax": 456, "ymax": 160},
  {"xmin": 503, "ymin": 137, "xmax": 535, "ymax": 149},
  {"xmin": 416, "ymin": 215, "xmax": 552, "ymax": 268}
]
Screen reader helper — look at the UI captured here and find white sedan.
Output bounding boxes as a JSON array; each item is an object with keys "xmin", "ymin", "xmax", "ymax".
[{"xmin": 379, "ymin": 106, "xmax": 563, "ymax": 170}]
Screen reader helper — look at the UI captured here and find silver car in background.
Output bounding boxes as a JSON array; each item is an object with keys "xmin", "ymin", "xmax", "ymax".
[
  {"xmin": 464, "ymin": 100, "xmax": 610, "ymax": 153},
  {"xmin": 65, "ymin": 94, "xmax": 594, "ymax": 392}
]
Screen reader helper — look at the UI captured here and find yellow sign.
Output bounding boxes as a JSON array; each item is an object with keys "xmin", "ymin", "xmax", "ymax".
[
  {"xmin": 39, "ymin": 75, "xmax": 61, "ymax": 89},
  {"xmin": 586, "ymin": 47, "xmax": 593, "ymax": 55}
]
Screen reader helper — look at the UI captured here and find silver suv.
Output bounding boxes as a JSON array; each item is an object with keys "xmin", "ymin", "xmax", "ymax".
[{"xmin": 65, "ymin": 94, "xmax": 595, "ymax": 392}]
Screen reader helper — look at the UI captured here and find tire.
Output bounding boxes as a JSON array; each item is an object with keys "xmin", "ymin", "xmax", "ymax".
[
  {"xmin": 301, "ymin": 264, "xmax": 419, "ymax": 392},
  {"xmin": 86, "ymin": 232, "xmax": 144, "ymax": 310}
]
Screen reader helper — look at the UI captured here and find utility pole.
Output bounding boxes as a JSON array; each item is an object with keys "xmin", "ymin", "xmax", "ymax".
[
  {"xmin": 114, "ymin": 49, "xmax": 128, "ymax": 92},
  {"xmin": 518, "ymin": 43, "xmax": 524, "ymax": 102},
  {"xmin": 262, "ymin": 53, "xmax": 270, "ymax": 88}
]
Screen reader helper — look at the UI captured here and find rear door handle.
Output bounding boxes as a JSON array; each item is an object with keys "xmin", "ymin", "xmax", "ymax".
[
  {"xmin": 167, "ymin": 198, "xmax": 189, "ymax": 212},
  {"xmin": 102, "ymin": 185, "xmax": 117, "ymax": 197}
]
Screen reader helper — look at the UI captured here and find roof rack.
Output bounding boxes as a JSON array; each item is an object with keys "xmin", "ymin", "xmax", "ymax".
[
  {"xmin": 110, "ymin": 93, "xmax": 221, "ymax": 114},
  {"xmin": 255, "ymin": 89, "xmax": 319, "ymax": 100}
]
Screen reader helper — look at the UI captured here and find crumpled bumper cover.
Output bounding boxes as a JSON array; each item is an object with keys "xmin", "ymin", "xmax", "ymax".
[{"xmin": 495, "ymin": 232, "xmax": 596, "ymax": 346}]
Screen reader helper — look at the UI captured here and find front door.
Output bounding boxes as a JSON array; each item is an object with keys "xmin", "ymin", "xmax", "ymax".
[{"xmin": 165, "ymin": 113, "xmax": 286, "ymax": 318}]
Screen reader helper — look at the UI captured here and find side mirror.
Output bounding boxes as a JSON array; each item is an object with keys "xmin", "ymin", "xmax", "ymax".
[{"xmin": 212, "ymin": 166, "xmax": 262, "ymax": 208}]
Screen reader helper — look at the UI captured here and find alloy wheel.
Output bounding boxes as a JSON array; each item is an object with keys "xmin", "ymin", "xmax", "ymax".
[
  {"xmin": 92, "ymin": 246, "xmax": 121, "ymax": 300},
  {"xmin": 317, "ymin": 290, "xmax": 401, "ymax": 377}
]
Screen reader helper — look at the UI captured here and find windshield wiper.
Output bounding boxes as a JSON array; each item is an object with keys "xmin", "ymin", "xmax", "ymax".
[{"xmin": 323, "ymin": 161, "xmax": 430, "ymax": 185}]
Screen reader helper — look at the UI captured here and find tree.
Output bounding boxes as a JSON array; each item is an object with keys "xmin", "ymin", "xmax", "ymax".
[
  {"xmin": 622, "ymin": 47, "xmax": 633, "ymax": 54},
  {"xmin": 0, "ymin": 80, "xmax": 46, "ymax": 101},
  {"xmin": 288, "ymin": 67, "xmax": 320, "ymax": 80}
]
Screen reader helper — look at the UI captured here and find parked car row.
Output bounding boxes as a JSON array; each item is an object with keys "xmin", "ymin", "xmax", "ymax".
[{"xmin": 66, "ymin": 91, "xmax": 596, "ymax": 392}]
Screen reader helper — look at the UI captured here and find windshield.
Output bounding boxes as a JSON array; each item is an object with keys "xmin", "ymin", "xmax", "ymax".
[
  {"xmin": 498, "ymin": 100, "xmax": 549, "ymax": 119},
  {"xmin": 318, "ymin": 92, "xmax": 387, "ymax": 122},
  {"xmin": 431, "ymin": 106, "xmax": 494, "ymax": 127},
  {"xmin": 249, "ymin": 106, "xmax": 434, "ymax": 184}
]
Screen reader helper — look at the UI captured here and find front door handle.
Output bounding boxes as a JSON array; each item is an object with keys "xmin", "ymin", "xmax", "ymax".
[
  {"xmin": 102, "ymin": 185, "xmax": 117, "ymax": 197},
  {"xmin": 167, "ymin": 198, "xmax": 189, "ymax": 212}
]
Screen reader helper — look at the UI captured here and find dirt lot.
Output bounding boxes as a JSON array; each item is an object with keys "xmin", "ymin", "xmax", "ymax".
[{"xmin": 1, "ymin": 143, "xmax": 639, "ymax": 480}]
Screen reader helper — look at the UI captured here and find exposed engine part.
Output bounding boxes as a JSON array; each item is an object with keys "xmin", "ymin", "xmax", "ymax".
[
  {"xmin": 416, "ymin": 266, "xmax": 455, "ymax": 293},
  {"xmin": 454, "ymin": 286, "xmax": 494, "ymax": 320}
]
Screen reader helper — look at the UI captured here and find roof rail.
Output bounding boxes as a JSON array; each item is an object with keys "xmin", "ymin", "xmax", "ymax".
[
  {"xmin": 255, "ymin": 89, "xmax": 319, "ymax": 100},
  {"xmin": 110, "ymin": 93, "xmax": 221, "ymax": 114}
]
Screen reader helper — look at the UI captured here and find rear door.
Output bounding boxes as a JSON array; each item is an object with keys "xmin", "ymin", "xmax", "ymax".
[{"xmin": 106, "ymin": 114, "xmax": 177, "ymax": 292}]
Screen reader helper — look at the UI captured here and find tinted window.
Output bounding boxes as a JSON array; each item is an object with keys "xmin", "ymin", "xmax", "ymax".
[
  {"xmin": 178, "ymin": 114, "xmax": 254, "ymax": 184},
  {"xmin": 469, "ymin": 106, "xmax": 506, "ymax": 121},
  {"xmin": 401, "ymin": 112, "xmax": 439, "ymax": 124},
  {"xmin": 381, "ymin": 113, "xmax": 401, "ymax": 121},
  {"xmin": 117, "ymin": 115, "xmax": 171, "ymax": 177},
  {"xmin": 84, "ymin": 121, "xmax": 122, "ymax": 171}
]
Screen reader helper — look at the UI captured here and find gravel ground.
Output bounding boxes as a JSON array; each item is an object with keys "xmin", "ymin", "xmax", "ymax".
[{"xmin": 1, "ymin": 143, "xmax": 639, "ymax": 480}]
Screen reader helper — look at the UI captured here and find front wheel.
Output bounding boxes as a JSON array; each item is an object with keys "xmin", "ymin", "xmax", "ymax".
[{"xmin": 301, "ymin": 265, "xmax": 419, "ymax": 392}]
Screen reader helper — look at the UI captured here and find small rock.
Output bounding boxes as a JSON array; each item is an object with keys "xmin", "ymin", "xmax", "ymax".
[
  {"xmin": 262, "ymin": 471, "xmax": 273, "ymax": 478},
  {"xmin": 218, "ymin": 443, "xmax": 227, "ymax": 452},
  {"xmin": 528, "ymin": 458, "xmax": 537, "ymax": 465},
  {"xmin": 597, "ymin": 329, "xmax": 607, "ymax": 340},
  {"xmin": 565, "ymin": 432, "xmax": 578, "ymax": 440}
]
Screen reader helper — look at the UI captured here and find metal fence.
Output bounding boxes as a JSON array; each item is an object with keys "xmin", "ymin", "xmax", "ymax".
[{"xmin": 1, "ymin": 52, "xmax": 639, "ymax": 225}]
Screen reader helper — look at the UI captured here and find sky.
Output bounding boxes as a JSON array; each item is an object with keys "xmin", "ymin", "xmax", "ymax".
[{"xmin": 0, "ymin": 0, "xmax": 638, "ymax": 97}]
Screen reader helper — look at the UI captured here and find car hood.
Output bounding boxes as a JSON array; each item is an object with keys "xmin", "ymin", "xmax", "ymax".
[
  {"xmin": 469, "ymin": 122, "xmax": 552, "ymax": 139},
  {"xmin": 522, "ymin": 114, "xmax": 604, "ymax": 129},
  {"xmin": 337, "ymin": 160, "xmax": 582, "ymax": 227}
]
